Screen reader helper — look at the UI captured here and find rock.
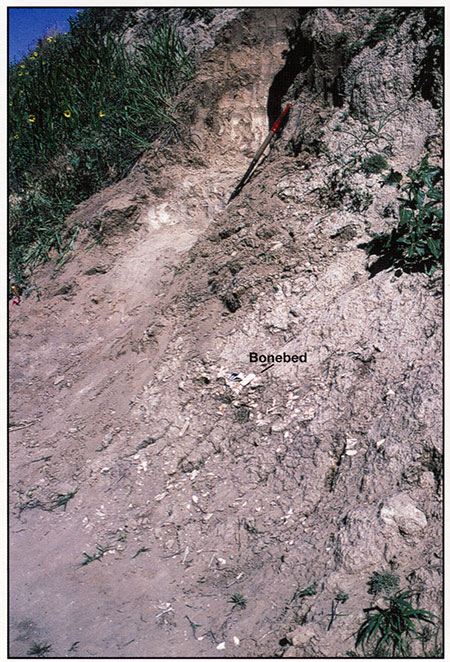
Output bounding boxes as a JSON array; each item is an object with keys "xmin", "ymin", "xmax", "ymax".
[
  {"xmin": 420, "ymin": 471, "xmax": 435, "ymax": 490},
  {"xmin": 380, "ymin": 493, "xmax": 427, "ymax": 536},
  {"xmin": 335, "ymin": 508, "xmax": 385, "ymax": 572},
  {"xmin": 289, "ymin": 625, "xmax": 316, "ymax": 647}
]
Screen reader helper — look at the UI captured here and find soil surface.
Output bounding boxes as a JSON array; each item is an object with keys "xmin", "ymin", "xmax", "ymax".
[{"xmin": 9, "ymin": 8, "xmax": 442, "ymax": 659}]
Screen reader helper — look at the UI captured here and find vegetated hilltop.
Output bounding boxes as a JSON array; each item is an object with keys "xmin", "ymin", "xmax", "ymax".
[{"xmin": 9, "ymin": 8, "xmax": 442, "ymax": 658}]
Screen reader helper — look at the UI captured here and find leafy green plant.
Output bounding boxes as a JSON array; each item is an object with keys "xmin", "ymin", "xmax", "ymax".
[
  {"xmin": 9, "ymin": 10, "xmax": 194, "ymax": 284},
  {"xmin": 392, "ymin": 156, "xmax": 442, "ymax": 272},
  {"xmin": 336, "ymin": 591, "xmax": 349, "ymax": 603},
  {"xmin": 230, "ymin": 593, "xmax": 247, "ymax": 610},
  {"xmin": 293, "ymin": 582, "xmax": 317, "ymax": 599},
  {"xmin": 367, "ymin": 570, "xmax": 400, "ymax": 596},
  {"xmin": 355, "ymin": 590, "xmax": 437, "ymax": 657},
  {"xmin": 364, "ymin": 155, "xmax": 442, "ymax": 276}
]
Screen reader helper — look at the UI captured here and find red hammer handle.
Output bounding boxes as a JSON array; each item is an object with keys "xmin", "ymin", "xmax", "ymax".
[{"xmin": 270, "ymin": 104, "xmax": 291, "ymax": 133}]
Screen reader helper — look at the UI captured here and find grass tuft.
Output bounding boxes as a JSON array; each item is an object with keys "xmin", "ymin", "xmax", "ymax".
[
  {"xmin": 27, "ymin": 642, "xmax": 52, "ymax": 658},
  {"xmin": 80, "ymin": 543, "xmax": 110, "ymax": 566},
  {"xmin": 355, "ymin": 590, "xmax": 438, "ymax": 657},
  {"xmin": 230, "ymin": 593, "xmax": 247, "ymax": 610}
]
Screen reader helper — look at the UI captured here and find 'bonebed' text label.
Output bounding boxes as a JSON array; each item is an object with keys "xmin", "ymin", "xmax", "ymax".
[{"xmin": 249, "ymin": 352, "xmax": 307, "ymax": 363}]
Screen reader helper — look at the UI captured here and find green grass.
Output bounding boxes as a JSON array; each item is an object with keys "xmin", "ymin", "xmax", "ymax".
[
  {"xmin": 132, "ymin": 546, "xmax": 150, "ymax": 559},
  {"xmin": 230, "ymin": 593, "xmax": 247, "ymax": 610},
  {"xmin": 9, "ymin": 9, "xmax": 194, "ymax": 285},
  {"xmin": 52, "ymin": 489, "xmax": 78, "ymax": 511},
  {"xmin": 27, "ymin": 642, "xmax": 52, "ymax": 657},
  {"xmin": 80, "ymin": 543, "xmax": 110, "ymax": 566},
  {"xmin": 17, "ymin": 486, "xmax": 77, "ymax": 513},
  {"xmin": 355, "ymin": 590, "xmax": 438, "ymax": 657}
]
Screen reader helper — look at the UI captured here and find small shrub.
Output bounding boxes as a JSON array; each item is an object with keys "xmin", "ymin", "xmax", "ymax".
[
  {"xmin": 355, "ymin": 590, "xmax": 438, "ymax": 657},
  {"xmin": 394, "ymin": 156, "xmax": 442, "ymax": 272},
  {"xmin": 321, "ymin": 169, "xmax": 373, "ymax": 212},
  {"xmin": 295, "ymin": 582, "xmax": 317, "ymax": 598},
  {"xmin": 368, "ymin": 570, "xmax": 400, "ymax": 596},
  {"xmin": 362, "ymin": 154, "xmax": 388, "ymax": 175},
  {"xmin": 342, "ymin": 40, "xmax": 364, "ymax": 62},
  {"xmin": 382, "ymin": 168, "xmax": 403, "ymax": 187},
  {"xmin": 336, "ymin": 591, "xmax": 349, "ymax": 603},
  {"xmin": 341, "ymin": 9, "xmax": 409, "ymax": 62},
  {"xmin": 183, "ymin": 8, "xmax": 215, "ymax": 24},
  {"xmin": 365, "ymin": 10, "xmax": 409, "ymax": 49},
  {"xmin": 365, "ymin": 11, "xmax": 395, "ymax": 48},
  {"xmin": 364, "ymin": 155, "xmax": 442, "ymax": 276}
]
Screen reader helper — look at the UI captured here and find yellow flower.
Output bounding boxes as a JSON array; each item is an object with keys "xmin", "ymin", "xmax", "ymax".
[
  {"xmin": 46, "ymin": 37, "xmax": 53, "ymax": 43},
  {"xmin": 99, "ymin": 110, "xmax": 106, "ymax": 117},
  {"xmin": 28, "ymin": 114, "xmax": 36, "ymax": 123},
  {"xmin": 30, "ymin": 56, "xmax": 35, "ymax": 60},
  {"xmin": 14, "ymin": 134, "xmax": 19, "ymax": 139},
  {"xmin": 63, "ymin": 109, "xmax": 71, "ymax": 118},
  {"xmin": 19, "ymin": 90, "xmax": 24, "ymax": 94},
  {"xmin": 25, "ymin": 71, "xmax": 29, "ymax": 75},
  {"xmin": 33, "ymin": 51, "xmax": 38, "ymax": 57},
  {"xmin": 18, "ymin": 72, "xmax": 23, "ymax": 77},
  {"xmin": 9, "ymin": 101, "xmax": 12, "ymax": 106},
  {"xmin": 20, "ymin": 64, "xmax": 25, "ymax": 69}
]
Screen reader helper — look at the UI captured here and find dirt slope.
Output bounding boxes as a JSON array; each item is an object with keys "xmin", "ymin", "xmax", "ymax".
[{"xmin": 9, "ymin": 8, "xmax": 442, "ymax": 659}]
